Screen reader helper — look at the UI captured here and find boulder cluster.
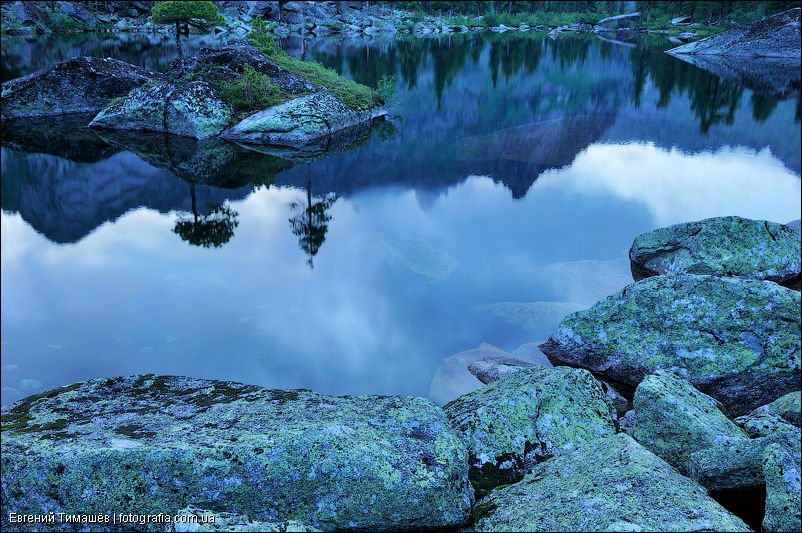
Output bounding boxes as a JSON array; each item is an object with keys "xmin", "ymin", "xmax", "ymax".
[
  {"xmin": 0, "ymin": 39, "xmax": 384, "ymax": 146},
  {"xmin": 1, "ymin": 216, "xmax": 800, "ymax": 532}
]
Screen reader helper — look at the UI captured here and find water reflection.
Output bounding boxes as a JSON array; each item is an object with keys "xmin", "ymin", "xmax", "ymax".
[
  {"xmin": 289, "ymin": 168, "xmax": 338, "ymax": 268},
  {"xmin": 1, "ymin": 32, "xmax": 800, "ymax": 406}
]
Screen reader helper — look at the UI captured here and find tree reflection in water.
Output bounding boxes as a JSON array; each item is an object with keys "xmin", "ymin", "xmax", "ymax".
[
  {"xmin": 173, "ymin": 183, "xmax": 239, "ymax": 248},
  {"xmin": 289, "ymin": 166, "xmax": 338, "ymax": 268}
]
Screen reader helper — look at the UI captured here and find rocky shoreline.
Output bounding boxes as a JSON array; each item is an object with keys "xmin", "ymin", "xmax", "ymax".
[
  {"xmin": 1, "ymin": 38, "xmax": 386, "ymax": 146},
  {"xmin": 2, "ymin": 215, "xmax": 800, "ymax": 532},
  {"xmin": 0, "ymin": 1, "xmax": 711, "ymax": 42}
]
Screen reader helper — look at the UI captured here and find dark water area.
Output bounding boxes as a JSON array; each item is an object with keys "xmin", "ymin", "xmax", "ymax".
[{"xmin": 1, "ymin": 31, "xmax": 800, "ymax": 407}]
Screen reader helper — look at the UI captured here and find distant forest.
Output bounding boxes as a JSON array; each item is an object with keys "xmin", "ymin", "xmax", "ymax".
[{"xmin": 392, "ymin": 1, "xmax": 801, "ymax": 23}]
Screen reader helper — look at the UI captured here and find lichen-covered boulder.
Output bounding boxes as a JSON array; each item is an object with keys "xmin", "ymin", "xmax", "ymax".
[
  {"xmin": 1, "ymin": 57, "xmax": 160, "ymax": 118},
  {"xmin": 0, "ymin": 375, "xmax": 473, "ymax": 532},
  {"xmin": 762, "ymin": 443, "xmax": 802, "ymax": 533},
  {"xmin": 90, "ymin": 81, "xmax": 234, "ymax": 139},
  {"xmin": 223, "ymin": 92, "xmax": 382, "ymax": 145},
  {"xmin": 467, "ymin": 357, "xmax": 627, "ymax": 416},
  {"xmin": 540, "ymin": 274, "xmax": 802, "ymax": 416},
  {"xmin": 687, "ymin": 427, "xmax": 801, "ymax": 490},
  {"xmin": 629, "ymin": 216, "xmax": 801, "ymax": 283},
  {"xmin": 443, "ymin": 367, "xmax": 616, "ymax": 498},
  {"xmin": 473, "ymin": 434, "xmax": 750, "ymax": 532},
  {"xmin": 632, "ymin": 370, "xmax": 747, "ymax": 474}
]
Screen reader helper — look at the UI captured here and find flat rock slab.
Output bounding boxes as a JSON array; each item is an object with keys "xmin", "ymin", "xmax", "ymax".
[
  {"xmin": 540, "ymin": 274, "xmax": 801, "ymax": 416},
  {"xmin": 1, "ymin": 57, "xmax": 160, "ymax": 118},
  {"xmin": 222, "ymin": 91, "xmax": 379, "ymax": 145},
  {"xmin": 473, "ymin": 433, "xmax": 749, "ymax": 532},
  {"xmin": 444, "ymin": 367, "xmax": 616, "ymax": 498},
  {"xmin": 629, "ymin": 216, "xmax": 801, "ymax": 283},
  {"xmin": 633, "ymin": 370, "xmax": 746, "ymax": 474},
  {"xmin": 0, "ymin": 375, "xmax": 473, "ymax": 531}
]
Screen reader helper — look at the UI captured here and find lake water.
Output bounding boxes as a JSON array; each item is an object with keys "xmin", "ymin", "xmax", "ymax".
[{"xmin": 2, "ymin": 31, "xmax": 800, "ymax": 407}]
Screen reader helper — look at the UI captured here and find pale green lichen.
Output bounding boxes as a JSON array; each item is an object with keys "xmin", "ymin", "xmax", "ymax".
[
  {"xmin": 629, "ymin": 216, "xmax": 801, "ymax": 282},
  {"xmin": 1, "ymin": 376, "xmax": 473, "ymax": 532},
  {"xmin": 632, "ymin": 370, "xmax": 746, "ymax": 474},
  {"xmin": 473, "ymin": 434, "xmax": 750, "ymax": 532},
  {"xmin": 224, "ymin": 92, "xmax": 373, "ymax": 144},
  {"xmin": 762, "ymin": 443, "xmax": 802, "ymax": 533},
  {"xmin": 541, "ymin": 274, "xmax": 801, "ymax": 416},
  {"xmin": 90, "ymin": 81, "xmax": 234, "ymax": 139},
  {"xmin": 444, "ymin": 366, "xmax": 616, "ymax": 498},
  {"xmin": 688, "ymin": 427, "xmax": 801, "ymax": 490}
]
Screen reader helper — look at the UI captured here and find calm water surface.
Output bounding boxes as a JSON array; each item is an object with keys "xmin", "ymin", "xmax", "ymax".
[{"xmin": 2, "ymin": 31, "xmax": 800, "ymax": 406}]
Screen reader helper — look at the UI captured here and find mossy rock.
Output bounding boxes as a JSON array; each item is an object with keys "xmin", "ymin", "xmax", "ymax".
[
  {"xmin": 1, "ymin": 376, "xmax": 473, "ymax": 532},
  {"xmin": 174, "ymin": 507, "xmax": 320, "ymax": 532},
  {"xmin": 629, "ymin": 216, "xmax": 801, "ymax": 283},
  {"xmin": 473, "ymin": 434, "xmax": 750, "ymax": 532},
  {"xmin": 444, "ymin": 366, "xmax": 616, "ymax": 498},
  {"xmin": 540, "ymin": 274, "xmax": 801, "ymax": 416},
  {"xmin": 632, "ymin": 370, "xmax": 747, "ymax": 474},
  {"xmin": 222, "ymin": 91, "xmax": 380, "ymax": 145},
  {"xmin": 1, "ymin": 57, "xmax": 160, "ymax": 118},
  {"xmin": 90, "ymin": 81, "xmax": 234, "ymax": 139},
  {"xmin": 762, "ymin": 443, "xmax": 802, "ymax": 533}
]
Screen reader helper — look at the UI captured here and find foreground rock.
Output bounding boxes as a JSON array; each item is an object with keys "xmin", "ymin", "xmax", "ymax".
[
  {"xmin": 667, "ymin": 8, "xmax": 801, "ymax": 59},
  {"xmin": 688, "ymin": 427, "xmax": 801, "ymax": 490},
  {"xmin": 1, "ymin": 57, "xmax": 160, "ymax": 118},
  {"xmin": 0, "ymin": 375, "xmax": 473, "ymax": 531},
  {"xmin": 633, "ymin": 370, "xmax": 747, "ymax": 474},
  {"xmin": 468, "ymin": 357, "xmax": 628, "ymax": 416},
  {"xmin": 222, "ymin": 91, "xmax": 384, "ymax": 145},
  {"xmin": 444, "ymin": 367, "xmax": 616, "ymax": 497},
  {"xmin": 540, "ymin": 274, "xmax": 801, "ymax": 416},
  {"xmin": 629, "ymin": 216, "xmax": 801, "ymax": 283},
  {"xmin": 762, "ymin": 443, "xmax": 802, "ymax": 533},
  {"xmin": 473, "ymin": 434, "xmax": 749, "ymax": 532}
]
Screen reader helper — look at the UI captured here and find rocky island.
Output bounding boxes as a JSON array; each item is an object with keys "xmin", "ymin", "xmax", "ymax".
[{"xmin": 1, "ymin": 19, "xmax": 388, "ymax": 147}]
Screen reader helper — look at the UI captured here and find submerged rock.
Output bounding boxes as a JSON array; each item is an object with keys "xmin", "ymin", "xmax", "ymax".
[
  {"xmin": 222, "ymin": 91, "xmax": 383, "ymax": 145},
  {"xmin": 467, "ymin": 356, "xmax": 538, "ymax": 384},
  {"xmin": 688, "ymin": 427, "xmax": 801, "ymax": 491},
  {"xmin": 473, "ymin": 433, "xmax": 749, "ymax": 532},
  {"xmin": 632, "ymin": 370, "xmax": 747, "ymax": 474},
  {"xmin": 540, "ymin": 274, "xmax": 801, "ymax": 416},
  {"xmin": 90, "ymin": 81, "xmax": 235, "ymax": 139},
  {"xmin": 629, "ymin": 216, "xmax": 801, "ymax": 283},
  {"xmin": 429, "ymin": 343, "xmax": 514, "ymax": 407},
  {"xmin": 0, "ymin": 375, "xmax": 473, "ymax": 531},
  {"xmin": 1, "ymin": 57, "xmax": 160, "ymax": 118},
  {"xmin": 762, "ymin": 443, "xmax": 802, "ymax": 533},
  {"xmin": 444, "ymin": 366, "xmax": 616, "ymax": 498}
]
